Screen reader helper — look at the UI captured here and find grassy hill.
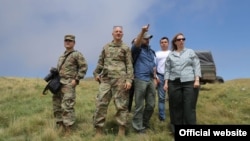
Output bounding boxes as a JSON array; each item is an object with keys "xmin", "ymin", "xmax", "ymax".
[{"xmin": 0, "ymin": 77, "xmax": 249, "ymax": 141}]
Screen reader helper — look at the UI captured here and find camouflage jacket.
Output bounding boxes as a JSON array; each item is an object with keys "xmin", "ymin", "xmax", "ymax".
[
  {"xmin": 57, "ymin": 50, "xmax": 88, "ymax": 84},
  {"xmin": 93, "ymin": 41, "xmax": 134, "ymax": 83}
]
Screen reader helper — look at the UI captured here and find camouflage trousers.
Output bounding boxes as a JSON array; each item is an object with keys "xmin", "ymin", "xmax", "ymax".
[
  {"xmin": 53, "ymin": 83, "xmax": 76, "ymax": 126},
  {"xmin": 93, "ymin": 77, "xmax": 129, "ymax": 128}
]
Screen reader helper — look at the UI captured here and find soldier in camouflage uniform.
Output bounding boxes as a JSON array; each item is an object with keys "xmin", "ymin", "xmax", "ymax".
[
  {"xmin": 53, "ymin": 34, "xmax": 88, "ymax": 135},
  {"xmin": 93, "ymin": 26, "xmax": 133, "ymax": 137}
]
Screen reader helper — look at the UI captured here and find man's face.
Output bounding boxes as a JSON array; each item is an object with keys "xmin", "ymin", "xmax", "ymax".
[
  {"xmin": 64, "ymin": 39, "xmax": 75, "ymax": 49},
  {"xmin": 142, "ymin": 38, "xmax": 150, "ymax": 45},
  {"xmin": 160, "ymin": 39, "xmax": 169, "ymax": 51},
  {"xmin": 112, "ymin": 26, "xmax": 123, "ymax": 41}
]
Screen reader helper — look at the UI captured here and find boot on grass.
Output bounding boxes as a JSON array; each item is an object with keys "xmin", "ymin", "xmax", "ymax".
[
  {"xmin": 64, "ymin": 125, "xmax": 71, "ymax": 136},
  {"xmin": 118, "ymin": 125, "xmax": 125, "ymax": 136},
  {"xmin": 94, "ymin": 127, "xmax": 103, "ymax": 138},
  {"xmin": 56, "ymin": 121, "xmax": 65, "ymax": 132}
]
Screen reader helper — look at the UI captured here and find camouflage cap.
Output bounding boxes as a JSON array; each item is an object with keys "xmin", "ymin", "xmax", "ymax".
[
  {"xmin": 64, "ymin": 34, "xmax": 75, "ymax": 41},
  {"xmin": 143, "ymin": 32, "xmax": 153, "ymax": 39}
]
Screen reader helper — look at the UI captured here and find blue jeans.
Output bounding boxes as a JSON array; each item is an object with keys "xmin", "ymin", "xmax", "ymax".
[{"xmin": 157, "ymin": 74, "xmax": 166, "ymax": 120}]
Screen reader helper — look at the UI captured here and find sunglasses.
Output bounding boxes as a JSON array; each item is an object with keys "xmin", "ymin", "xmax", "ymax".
[
  {"xmin": 176, "ymin": 38, "xmax": 186, "ymax": 41},
  {"xmin": 64, "ymin": 40, "xmax": 73, "ymax": 42}
]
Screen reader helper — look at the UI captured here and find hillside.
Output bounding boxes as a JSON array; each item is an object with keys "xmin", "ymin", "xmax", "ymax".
[{"xmin": 0, "ymin": 77, "xmax": 249, "ymax": 141}]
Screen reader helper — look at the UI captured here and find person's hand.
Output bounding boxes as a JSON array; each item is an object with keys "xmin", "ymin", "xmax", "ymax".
[
  {"xmin": 142, "ymin": 24, "xmax": 150, "ymax": 33},
  {"xmin": 163, "ymin": 83, "xmax": 168, "ymax": 91},
  {"xmin": 154, "ymin": 78, "xmax": 160, "ymax": 88},
  {"xmin": 95, "ymin": 76, "xmax": 101, "ymax": 84},
  {"xmin": 156, "ymin": 78, "xmax": 160, "ymax": 84},
  {"xmin": 71, "ymin": 79, "xmax": 77, "ymax": 87},
  {"xmin": 124, "ymin": 82, "xmax": 132, "ymax": 90},
  {"xmin": 194, "ymin": 80, "xmax": 200, "ymax": 88}
]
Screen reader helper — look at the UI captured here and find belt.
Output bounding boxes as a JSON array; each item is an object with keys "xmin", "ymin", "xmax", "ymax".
[
  {"xmin": 157, "ymin": 72, "xmax": 164, "ymax": 76},
  {"xmin": 169, "ymin": 78, "xmax": 181, "ymax": 82}
]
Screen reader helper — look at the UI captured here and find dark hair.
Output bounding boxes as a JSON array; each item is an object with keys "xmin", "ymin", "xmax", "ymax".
[
  {"xmin": 171, "ymin": 33, "xmax": 184, "ymax": 51},
  {"xmin": 160, "ymin": 36, "xmax": 169, "ymax": 43}
]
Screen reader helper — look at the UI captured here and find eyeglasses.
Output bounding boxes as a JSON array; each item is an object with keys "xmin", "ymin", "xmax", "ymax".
[
  {"xmin": 176, "ymin": 38, "xmax": 186, "ymax": 41},
  {"xmin": 64, "ymin": 40, "xmax": 73, "ymax": 42}
]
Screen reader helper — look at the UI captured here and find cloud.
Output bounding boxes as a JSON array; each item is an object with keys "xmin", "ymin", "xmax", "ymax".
[
  {"xmin": 0, "ymin": 0, "xmax": 159, "ymax": 77},
  {"xmin": 2, "ymin": 0, "xmax": 239, "ymax": 81}
]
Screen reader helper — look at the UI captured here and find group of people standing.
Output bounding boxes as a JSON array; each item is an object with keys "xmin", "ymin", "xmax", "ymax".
[{"xmin": 51, "ymin": 24, "xmax": 201, "ymax": 138}]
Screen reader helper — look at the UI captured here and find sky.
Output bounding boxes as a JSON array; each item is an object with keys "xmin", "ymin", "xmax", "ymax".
[{"xmin": 0, "ymin": 0, "xmax": 249, "ymax": 81}]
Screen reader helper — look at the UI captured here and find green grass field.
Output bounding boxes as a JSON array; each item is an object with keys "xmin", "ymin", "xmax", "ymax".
[{"xmin": 0, "ymin": 77, "xmax": 249, "ymax": 141}]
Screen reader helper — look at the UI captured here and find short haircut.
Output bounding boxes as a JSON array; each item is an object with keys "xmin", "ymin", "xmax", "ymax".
[
  {"xmin": 160, "ymin": 36, "xmax": 169, "ymax": 43},
  {"xmin": 113, "ymin": 26, "xmax": 123, "ymax": 30}
]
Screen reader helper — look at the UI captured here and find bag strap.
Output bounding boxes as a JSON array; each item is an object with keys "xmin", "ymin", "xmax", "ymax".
[
  {"xmin": 58, "ymin": 50, "xmax": 75, "ymax": 71},
  {"xmin": 132, "ymin": 48, "xmax": 141, "ymax": 66},
  {"xmin": 42, "ymin": 51, "xmax": 74, "ymax": 95}
]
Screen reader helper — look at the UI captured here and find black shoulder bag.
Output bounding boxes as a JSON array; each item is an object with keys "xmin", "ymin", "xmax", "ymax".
[{"xmin": 42, "ymin": 51, "xmax": 74, "ymax": 95}]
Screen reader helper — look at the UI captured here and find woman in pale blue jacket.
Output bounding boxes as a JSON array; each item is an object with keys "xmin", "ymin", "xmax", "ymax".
[{"xmin": 164, "ymin": 33, "xmax": 201, "ymax": 134}]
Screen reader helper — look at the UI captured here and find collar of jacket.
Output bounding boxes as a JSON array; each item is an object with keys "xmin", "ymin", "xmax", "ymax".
[
  {"xmin": 64, "ymin": 50, "xmax": 75, "ymax": 56},
  {"xmin": 109, "ymin": 41, "xmax": 123, "ymax": 47},
  {"xmin": 141, "ymin": 44, "xmax": 151, "ymax": 49}
]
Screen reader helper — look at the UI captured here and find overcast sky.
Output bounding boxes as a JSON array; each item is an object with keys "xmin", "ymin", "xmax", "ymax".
[{"xmin": 0, "ymin": 0, "xmax": 249, "ymax": 81}]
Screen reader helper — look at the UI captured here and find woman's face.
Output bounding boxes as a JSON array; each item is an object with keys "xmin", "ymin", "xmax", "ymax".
[{"xmin": 175, "ymin": 35, "xmax": 186, "ymax": 48}]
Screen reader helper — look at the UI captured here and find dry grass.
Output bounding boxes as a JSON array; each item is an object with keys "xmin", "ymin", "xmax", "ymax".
[{"xmin": 0, "ymin": 76, "xmax": 249, "ymax": 141}]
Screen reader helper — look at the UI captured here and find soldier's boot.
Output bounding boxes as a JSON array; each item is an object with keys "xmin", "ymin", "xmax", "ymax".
[
  {"xmin": 64, "ymin": 125, "xmax": 71, "ymax": 136},
  {"xmin": 115, "ymin": 126, "xmax": 126, "ymax": 141},
  {"xmin": 94, "ymin": 127, "xmax": 103, "ymax": 138},
  {"xmin": 56, "ymin": 121, "xmax": 65, "ymax": 133},
  {"xmin": 118, "ymin": 125, "xmax": 125, "ymax": 136}
]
